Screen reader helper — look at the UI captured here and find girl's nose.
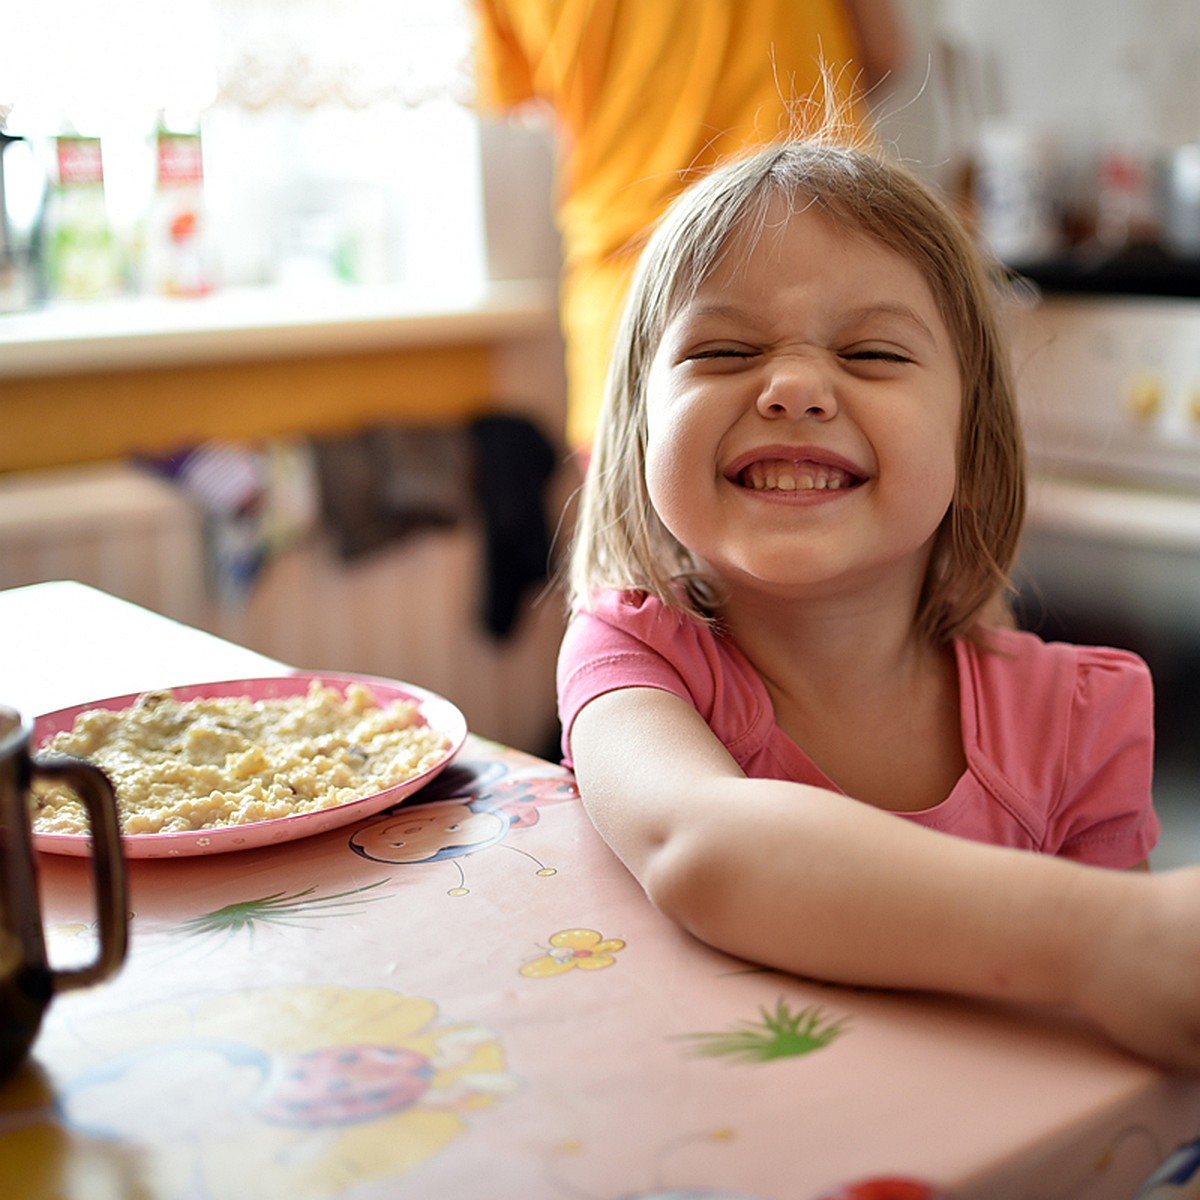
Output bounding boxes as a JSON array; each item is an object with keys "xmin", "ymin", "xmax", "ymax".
[{"xmin": 754, "ymin": 359, "xmax": 838, "ymax": 421}]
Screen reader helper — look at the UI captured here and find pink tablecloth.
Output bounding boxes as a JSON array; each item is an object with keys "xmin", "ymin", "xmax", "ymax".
[{"xmin": 2, "ymin": 583, "xmax": 1199, "ymax": 1199}]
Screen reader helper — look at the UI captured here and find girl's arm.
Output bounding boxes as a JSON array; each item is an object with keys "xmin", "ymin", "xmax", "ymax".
[{"xmin": 570, "ymin": 685, "xmax": 1200, "ymax": 1070}]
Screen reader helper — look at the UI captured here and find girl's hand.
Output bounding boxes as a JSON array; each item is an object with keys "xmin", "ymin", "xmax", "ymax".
[{"xmin": 1071, "ymin": 866, "xmax": 1200, "ymax": 1070}]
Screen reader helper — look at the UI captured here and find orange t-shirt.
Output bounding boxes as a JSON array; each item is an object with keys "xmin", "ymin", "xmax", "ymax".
[{"xmin": 474, "ymin": 0, "xmax": 870, "ymax": 450}]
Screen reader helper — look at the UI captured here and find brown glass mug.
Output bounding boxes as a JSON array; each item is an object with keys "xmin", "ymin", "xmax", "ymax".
[{"xmin": 0, "ymin": 704, "xmax": 128, "ymax": 1079}]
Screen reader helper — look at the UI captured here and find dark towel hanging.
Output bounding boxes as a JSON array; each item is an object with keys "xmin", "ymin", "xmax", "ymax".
[{"xmin": 468, "ymin": 414, "xmax": 558, "ymax": 640}]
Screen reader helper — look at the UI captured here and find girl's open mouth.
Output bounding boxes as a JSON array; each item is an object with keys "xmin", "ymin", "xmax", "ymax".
[{"xmin": 736, "ymin": 458, "xmax": 863, "ymax": 493}]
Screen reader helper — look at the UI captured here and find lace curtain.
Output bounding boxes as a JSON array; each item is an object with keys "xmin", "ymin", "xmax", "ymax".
[
  {"xmin": 1, "ymin": 0, "xmax": 476, "ymax": 125},
  {"xmin": 210, "ymin": 0, "xmax": 476, "ymax": 111}
]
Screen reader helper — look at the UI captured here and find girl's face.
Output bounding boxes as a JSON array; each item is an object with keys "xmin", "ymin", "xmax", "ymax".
[{"xmin": 643, "ymin": 201, "xmax": 962, "ymax": 613}]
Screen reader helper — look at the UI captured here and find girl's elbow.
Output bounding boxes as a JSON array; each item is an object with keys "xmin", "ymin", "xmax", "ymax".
[{"xmin": 637, "ymin": 832, "xmax": 723, "ymax": 930}]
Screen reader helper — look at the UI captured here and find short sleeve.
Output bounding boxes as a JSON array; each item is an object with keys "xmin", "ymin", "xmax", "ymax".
[
  {"xmin": 1048, "ymin": 647, "xmax": 1160, "ymax": 867},
  {"xmin": 556, "ymin": 596, "xmax": 697, "ymax": 768}
]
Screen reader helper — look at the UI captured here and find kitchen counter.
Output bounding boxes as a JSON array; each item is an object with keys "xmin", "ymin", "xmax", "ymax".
[
  {"xmin": 0, "ymin": 279, "xmax": 565, "ymax": 474},
  {"xmin": 0, "ymin": 279, "xmax": 558, "ymax": 378}
]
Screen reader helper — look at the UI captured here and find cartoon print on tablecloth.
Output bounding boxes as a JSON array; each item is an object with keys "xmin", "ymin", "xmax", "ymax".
[
  {"xmin": 408, "ymin": 752, "xmax": 579, "ymax": 825},
  {"xmin": 176, "ymin": 878, "xmax": 392, "ymax": 947},
  {"xmin": 44, "ymin": 913, "xmax": 133, "ymax": 962},
  {"xmin": 813, "ymin": 1180, "xmax": 943, "ymax": 1200},
  {"xmin": 681, "ymin": 998, "xmax": 850, "ymax": 1063},
  {"xmin": 349, "ymin": 763, "xmax": 576, "ymax": 894},
  {"xmin": 0, "ymin": 986, "xmax": 517, "ymax": 1200},
  {"xmin": 546, "ymin": 1127, "xmax": 768, "ymax": 1200},
  {"xmin": 1053, "ymin": 1125, "xmax": 1200, "ymax": 1199},
  {"xmin": 413, "ymin": 754, "xmax": 511, "ymax": 802},
  {"xmin": 91, "ymin": 879, "xmax": 394, "ymax": 964},
  {"xmin": 1134, "ymin": 1137, "xmax": 1200, "ymax": 1198},
  {"xmin": 520, "ymin": 928, "xmax": 626, "ymax": 977}
]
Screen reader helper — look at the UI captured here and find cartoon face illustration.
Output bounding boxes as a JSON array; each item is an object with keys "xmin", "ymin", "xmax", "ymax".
[
  {"xmin": 412, "ymin": 758, "xmax": 577, "ymax": 823},
  {"xmin": 416, "ymin": 758, "xmax": 509, "ymax": 803},
  {"xmin": 350, "ymin": 801, "xmax": 509, "ymax": 865},
  {"xmin": 348, "ymin": 765, "xmax": 566, "ymax": 894}
]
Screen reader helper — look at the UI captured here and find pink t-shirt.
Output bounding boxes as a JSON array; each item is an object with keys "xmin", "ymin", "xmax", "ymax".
[{"xmin": 557, "ymin": 590, "xmax": 1160, "ymax": 868}]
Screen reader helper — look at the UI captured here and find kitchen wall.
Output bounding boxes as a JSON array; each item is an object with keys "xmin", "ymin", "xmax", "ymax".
[
  {"xmin": 910, "ymin": 0, "xmax": 1200, "ymax": 819},
  {"xmin": 933, "ymin": 0, "xmax": 1200, "ymax": 149},
  {"xmin": 875, "ymin": 0, "xmax": 1200, "ymax": 241}
]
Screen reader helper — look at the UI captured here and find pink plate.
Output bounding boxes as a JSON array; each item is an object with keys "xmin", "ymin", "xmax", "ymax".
[{"xmin": 32, "ymin": 672, "xmax": 467, "ymax": 859}]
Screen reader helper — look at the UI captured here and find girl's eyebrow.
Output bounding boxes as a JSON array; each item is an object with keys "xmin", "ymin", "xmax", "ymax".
[
  {"xmin": 676, "ymin": 301, "xmax": 755, "ymax": 323},
  {"xmin": 674, "ymin": 299, "xmax": 942, "ymax": 346},
  {"xmin": 840, "ymin": 302, "xmax": 940, "ymax": 346}
]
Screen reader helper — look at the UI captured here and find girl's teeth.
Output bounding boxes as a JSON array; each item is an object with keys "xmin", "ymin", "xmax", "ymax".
[{"xmin": 742, "ymin": 460, "xmax": 851, "ymax": 491}]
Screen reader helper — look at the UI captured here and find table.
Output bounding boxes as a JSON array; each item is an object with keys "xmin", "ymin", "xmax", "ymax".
[{"xmin": 2, "ymin": 581, "xmax": 1199, "ymax": 1200}]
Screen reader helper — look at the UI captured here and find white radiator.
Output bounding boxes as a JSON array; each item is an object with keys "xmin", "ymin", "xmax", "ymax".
[
  {"xmin": 0, "ymin": 463, "xmax": 208, "ymax": 623},
  {"xmin": 0, "ymin": 462, "xmax": 565, "ymax": 755}
]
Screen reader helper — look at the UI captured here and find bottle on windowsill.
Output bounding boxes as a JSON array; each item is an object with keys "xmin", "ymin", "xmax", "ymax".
[
  {"xmin": 141, "ymin": 125, "xmax": 216, "ymax": 298},
  {"xmin": 43, "ymin": 134, "xmax": 123, "ymax": 302}
]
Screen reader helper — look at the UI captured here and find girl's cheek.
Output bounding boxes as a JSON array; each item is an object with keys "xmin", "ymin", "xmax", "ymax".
[
  {"xmin": 644, "ymin": 357, "xmax": 710, "ymax": 430},
  {"xmin": 645, "ymin": 441, "xmax": 702, "ymax": 549},
  {"xmin": 642, "ymin": 393, "xmax": 687, "ymax": 466}
]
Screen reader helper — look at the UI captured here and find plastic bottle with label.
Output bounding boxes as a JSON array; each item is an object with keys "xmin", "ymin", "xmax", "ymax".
[
  {"xmin": 141, "ymin": 127, "xmax": 215, "ymax": 297},
  {"xmin": 43, "ymin": 135, "xmax": 123, "ymax": 302}
]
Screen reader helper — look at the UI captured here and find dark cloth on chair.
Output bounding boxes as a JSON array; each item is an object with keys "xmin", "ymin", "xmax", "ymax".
[
  {"xmin": 469, "ymin": 414, "xmax": 558, "ymax": 640},
  {"xmin": 312, "ymin": 425, "xmax": 473, "ymax": 561},
  {"xmin": 312, "ymin": 415, "xmax": 559, "ymax": 640}
]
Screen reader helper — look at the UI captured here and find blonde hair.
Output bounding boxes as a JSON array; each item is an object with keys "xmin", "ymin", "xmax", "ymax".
[{"xmin": 568, "ymin": 134, "xmax": 1027, "ymax": 646}]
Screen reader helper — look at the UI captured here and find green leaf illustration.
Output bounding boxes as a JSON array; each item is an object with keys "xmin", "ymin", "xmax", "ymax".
[
  {"xmin": 180, "ymin": 878, "xmax": 391, "ymax": 941},
  {"xmin": 684, "ymin": 998, "xmax": 849, "ymax": 1063}
]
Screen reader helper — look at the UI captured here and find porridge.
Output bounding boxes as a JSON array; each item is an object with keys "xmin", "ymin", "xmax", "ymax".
[{"xmin": 32, "ymin": 681, "xmax": 452, "ymax": 836}]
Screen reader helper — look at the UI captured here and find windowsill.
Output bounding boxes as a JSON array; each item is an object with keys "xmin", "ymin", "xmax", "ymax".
[{"xmin": 0, "ymin": 277, "xmax": 560, "ymax": 378}]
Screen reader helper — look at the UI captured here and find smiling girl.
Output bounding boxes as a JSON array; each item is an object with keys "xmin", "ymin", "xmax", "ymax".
[{"xmin": 556, "ymin": 134, "xmax": 1200, "ymax": 1070}]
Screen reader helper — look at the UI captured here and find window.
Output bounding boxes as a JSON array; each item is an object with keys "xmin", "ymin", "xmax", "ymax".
[{"xmin": 0, "ymin": 0, "xmax": 488, "ymax": 298}]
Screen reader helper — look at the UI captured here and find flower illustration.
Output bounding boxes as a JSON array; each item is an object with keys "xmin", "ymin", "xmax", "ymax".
[
  {"xmin": 520, "ymin": 928, "xmax": 626, "ymax": 977},
  {"xmin": 0, "ymin": 986, "xmax": 517, "ymax": 1199}
]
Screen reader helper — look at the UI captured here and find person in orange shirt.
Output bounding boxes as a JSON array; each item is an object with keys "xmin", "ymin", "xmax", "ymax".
[{"xmin": 473, "ymin": 0, "xmax": 906, "ymax": 455}]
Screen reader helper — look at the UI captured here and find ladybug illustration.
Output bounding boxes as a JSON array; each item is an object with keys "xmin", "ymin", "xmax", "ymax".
[{"xmin": 253, "ymin": 1044, "xmax": 434, "ymax": 1126}]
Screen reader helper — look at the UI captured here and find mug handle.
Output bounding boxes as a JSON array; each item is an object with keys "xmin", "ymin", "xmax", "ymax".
[{"xmin": 32, "ymin": 756, "xmax": 129, "ymax": 991}]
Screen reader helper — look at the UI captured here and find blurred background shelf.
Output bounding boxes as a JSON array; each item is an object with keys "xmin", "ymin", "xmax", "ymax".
[{"xmin": 0, "ymin": 278, "xmax": 558, "ymax": 377}]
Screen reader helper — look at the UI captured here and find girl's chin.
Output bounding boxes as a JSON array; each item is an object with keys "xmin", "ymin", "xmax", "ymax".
[
  {"xmin": 717, "ymin": 555, "xmax": 931, "ymax": 606},
  {"xmin": 719, "ymin": 565, "xmax": 862, "ymax": 600}
]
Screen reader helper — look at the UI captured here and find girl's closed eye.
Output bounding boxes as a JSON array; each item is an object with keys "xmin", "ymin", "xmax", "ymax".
[
  {"xmin": 840, "ymin": 346, "xmax": 916, "ymax": 368},
  {"xmin": 683, "ymin": 344, "xmax": 760, "ymax": 365}
]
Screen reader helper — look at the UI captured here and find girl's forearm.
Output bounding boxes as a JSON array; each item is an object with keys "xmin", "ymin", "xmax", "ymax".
[
  {"xmin": 571, "ymin": 692, "xmax": 1200, "ymax": 1068},
  {"xmin": 635, "ymin": 777, "xmax": 1122, "ymax": 1010}
]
